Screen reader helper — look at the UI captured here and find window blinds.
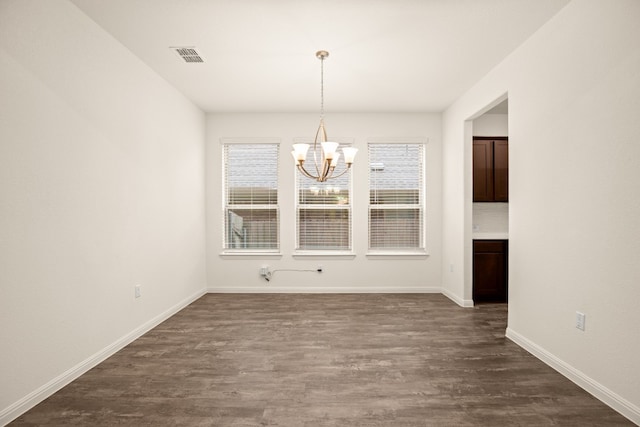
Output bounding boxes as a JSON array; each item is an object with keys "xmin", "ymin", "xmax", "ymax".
[
  {"xmin": 296, "ymin": 149, "xmax": 352, "ymax": 250},
  {"xmin": 223, "ymin": 143, "xmax": 279, "ymax": 250},
  {"xmin": 368, "ymin": 143, "xmax": 424, "ymax": 250}
]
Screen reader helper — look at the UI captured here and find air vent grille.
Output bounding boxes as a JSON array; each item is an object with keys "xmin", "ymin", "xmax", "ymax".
[{"xmin": 171, "ymin": 47, "xmax": 204, "ymax": 63}]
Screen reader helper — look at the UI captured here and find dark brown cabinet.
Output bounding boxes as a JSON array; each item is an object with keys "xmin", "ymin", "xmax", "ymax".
[
  {"xmin": 473, "ymin": 240, "xmax": 508, "ymax": 303},
  {"xmin": 473, "ymin": 137, "xmax": 508, "ymax": 202}
]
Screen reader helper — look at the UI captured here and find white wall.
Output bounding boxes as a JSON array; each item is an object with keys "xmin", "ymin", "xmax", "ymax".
[
  {"xmin": 206, "ymin": 113, "xmax": 442, "ymax": 292},
  {"xmin": 472, "ymin": 203, "xmax": 508, "ymax": 238},
  {"xmin": 442, "ymin": 0, "xmax": 640, "ymax": 422},
  {"xmin": 0, "ymin": 1, "xmax": 207, "ymax": 422},
  {"xmin": 473, "ymin": 113, "xmax": 508, "ymax": 137}
]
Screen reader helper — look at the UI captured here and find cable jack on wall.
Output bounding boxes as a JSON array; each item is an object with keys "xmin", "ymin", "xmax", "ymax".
[
  {"xmin": 259, "ymin": 266, "xmax": 322, "ymax": 282},
  {"xmin": 259, "ymin": 266, "xmax": 273, "ymax": 282}
]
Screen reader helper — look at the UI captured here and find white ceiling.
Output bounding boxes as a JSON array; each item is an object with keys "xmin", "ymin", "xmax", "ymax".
[{"xmin": 70, "ymin": 0, "xmax": 569, "ymax": 113}]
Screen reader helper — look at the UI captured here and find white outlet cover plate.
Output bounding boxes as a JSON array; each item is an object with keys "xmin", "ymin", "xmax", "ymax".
[{"xmin": 576, "ymin": 311, "xmax": 586, "ymax": 331}]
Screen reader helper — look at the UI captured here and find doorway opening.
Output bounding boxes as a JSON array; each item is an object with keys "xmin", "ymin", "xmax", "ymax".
[{"xmin": 471, "ymin": 98, "xmax": 509, "ymax": 305}]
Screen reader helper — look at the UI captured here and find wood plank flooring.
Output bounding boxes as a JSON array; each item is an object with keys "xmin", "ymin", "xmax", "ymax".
[{"xmin": 11, "ymin": 294, "xmax": 632, "ymax": 426}]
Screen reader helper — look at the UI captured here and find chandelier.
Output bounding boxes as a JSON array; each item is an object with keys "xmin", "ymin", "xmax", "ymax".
[{"xmin": 292, "ymin": 50, "xmax": 357, "ymax": 182}]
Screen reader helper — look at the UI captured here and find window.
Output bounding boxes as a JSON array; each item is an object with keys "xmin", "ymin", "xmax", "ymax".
[
  {"xmin": 368, "ymin": 142, "xmax": 425, "ymax": 252},
  {"xmin": 296, "ymin": 141, "xmax": 353, "ymax": 251},
  {"xmin": 223, "ymin": 142, "xmax": 279, "ymax": 251}
]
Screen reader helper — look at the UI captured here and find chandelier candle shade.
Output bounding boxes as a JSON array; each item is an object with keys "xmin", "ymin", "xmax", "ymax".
[{"xmin": 292, "ymin": 50, "xmax": 357, "ymax": 182}]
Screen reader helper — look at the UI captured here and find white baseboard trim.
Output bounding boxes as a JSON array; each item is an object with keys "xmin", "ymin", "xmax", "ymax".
[
  {"xmin": 0, "ymin": 289, "xmax": 206, "ymax": 427},
  {"xmin": 441, "ymin": 288, "xmax": 474, "ymax": 307},
  {"xmin": 506, "ymin": 327, "xmax": 640, "ymax": 425},
  {"xmin": 206, "ymin": 286, "xmax": 442, "ymax": 294}
]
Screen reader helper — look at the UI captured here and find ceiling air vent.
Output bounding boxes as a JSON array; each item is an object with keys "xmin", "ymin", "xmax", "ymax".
[{"xmin": 171, "ymin": 47, "xmax": 204, "ymax": 63}]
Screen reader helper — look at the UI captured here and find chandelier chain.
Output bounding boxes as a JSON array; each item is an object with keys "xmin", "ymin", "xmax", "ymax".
[{"xmin": 320, "ymin": 55, "xmax": 324, "ymax": 120}]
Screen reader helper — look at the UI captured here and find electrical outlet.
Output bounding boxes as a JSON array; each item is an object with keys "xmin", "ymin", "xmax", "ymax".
[
  {"xmin": 135, "ymin": 284, "xmax": 141, "ymax": 299},
  {"xmin": 576, "ymin": 311, "xmax": 586, "ymax": 331}
]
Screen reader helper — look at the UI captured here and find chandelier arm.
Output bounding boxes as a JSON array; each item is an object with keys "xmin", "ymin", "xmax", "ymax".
[
  {"xmin": 297, "ymin": 163, "xmax": 319, "ymax": 181},
  {"xmin": 312, "ymin": 148, "xmax": 322, "ymax": 177},
  {"xmin": 316, "ymin": 120, "xmax": 328, "ymax": 143},
  {"xmin": 320, "ymin": 160, "xmax": 333, "ymax": 182},
  {"xmin": 312, "ymin": 122, "xmax": 327, "ymax": 176},
  {"xmin": 298, "ymin": 161, "xmax": 332, "ymax": 183},
  {"xmin": 323, "ymin": 167, "xmax": 336, "ymax": 182},
  {"xmin": 327, "ymin": 164, "xmax": 352, "ymax": 180}
]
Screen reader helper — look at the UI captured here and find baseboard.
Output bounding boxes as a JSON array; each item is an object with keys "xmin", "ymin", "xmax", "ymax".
[
  {"xmin": 506, "ymin": 328, "xmax": 640, "ymax": 425},
  {"xmin": 207, "ymin": 286, "xmax": 442, "ymax": 294},
  {"xmin": 0, "ymin": 289, "xmax": 206, "ymax": 427},
  {"xmin": 441, "ymin": 288, "xmax": 474, "ymax": 307}
]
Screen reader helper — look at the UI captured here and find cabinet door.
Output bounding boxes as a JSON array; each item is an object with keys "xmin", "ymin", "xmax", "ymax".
[
  {"xmin": 473, "ymin": 240, "xmax": 507, "ymax": 303},
  {"xmin": 473, "ymin": 140, "xmax": 494, "ymax": 202},
  {"xmin": 493, "ymin": 139, "xmax": 509, "ymax": 202}
]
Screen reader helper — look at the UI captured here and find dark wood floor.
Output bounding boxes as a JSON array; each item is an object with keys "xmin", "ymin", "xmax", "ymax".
[{"xmin": 11, "ymin": 293, "xmax": 631, "ymax": 426}]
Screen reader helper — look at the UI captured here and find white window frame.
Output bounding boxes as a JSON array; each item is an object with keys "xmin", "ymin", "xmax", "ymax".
[
  {"xmin": 367, "ymin": 138, "xmax": 428, "ymax": 257},
  {"xmin": 294, "ymin": 137, "xmax": 355, "ymax": 256},
  {"xmin": 221, "ymin": 138, "xmax": 280, "ymax": 255}
]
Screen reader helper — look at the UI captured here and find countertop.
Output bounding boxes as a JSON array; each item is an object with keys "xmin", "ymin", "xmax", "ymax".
[{"xmin": 473, "ymin": 232, "xmax": 509, "ymax": 240}]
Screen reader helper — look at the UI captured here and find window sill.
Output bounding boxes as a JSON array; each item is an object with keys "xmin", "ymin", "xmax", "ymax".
[
  {"xmin": 292, "ymin": 251, "xmax": 356, "ymax": 259},
  {"xmin": 366, "ymin": 251, "xmax": 429, "ymax": 259},
  {"xmin": 219, "ymin": 251, "xmax": 283, "ymax": 259}
]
